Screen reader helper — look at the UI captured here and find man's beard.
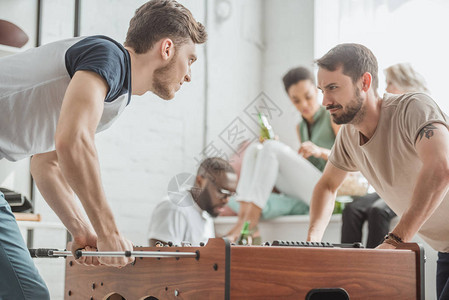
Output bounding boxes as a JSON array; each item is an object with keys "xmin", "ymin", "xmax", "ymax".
[
  {"xmin": 152, "ymin": 55, "xmax": 177, "ymax": 100},
  {"xmin": 195, "ymin": 185, "xmax": 219, "ymax": 217},
  {"xmin": 329, "ymin": 87, "xmax": 365, "ymax": 125}
]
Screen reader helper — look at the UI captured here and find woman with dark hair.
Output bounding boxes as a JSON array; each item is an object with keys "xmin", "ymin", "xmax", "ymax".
[{"xmin": 225, "ymin": 67, "xmax": 340, "ymax": 242}]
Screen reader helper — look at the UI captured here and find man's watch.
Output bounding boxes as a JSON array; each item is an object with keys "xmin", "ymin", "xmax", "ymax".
[{"xmin": 383, "ymin": 232, "xmax": 403, "ymax": 246}]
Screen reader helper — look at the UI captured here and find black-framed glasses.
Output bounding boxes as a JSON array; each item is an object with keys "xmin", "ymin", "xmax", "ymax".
[{"xmin": 209, "ymin": 180, "xmax": 237, "ymax": 199}]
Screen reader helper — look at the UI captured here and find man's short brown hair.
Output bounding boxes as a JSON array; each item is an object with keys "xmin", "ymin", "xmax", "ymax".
[
  {"xmin": 316, "ymin": 43, "xmax": 379, "ymax": 96},
  {"xmin": 125, "ymin": 0, "xmax": 207, "ymax": 54}
]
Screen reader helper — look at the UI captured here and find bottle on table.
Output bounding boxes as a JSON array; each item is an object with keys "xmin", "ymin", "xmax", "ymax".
[
  {"xmin": 333, "ymin": 200, "xmax": 343, "ymax": 214},
  {"xmin": 236, "ymin": 221, "xmax": 251, "ymax": 245},
  {"xmin": 258, "ymin": 112, "xmax": 275, "ymax": 141}
]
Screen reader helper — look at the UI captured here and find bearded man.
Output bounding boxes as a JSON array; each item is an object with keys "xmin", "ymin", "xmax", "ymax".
[
  {"xmin": 0, "ymin": 1, "xmax": 206, "ymax": 298},
  {"xmin": 307, "ymin": 43, "xmax": 449, "ymax": 300}
]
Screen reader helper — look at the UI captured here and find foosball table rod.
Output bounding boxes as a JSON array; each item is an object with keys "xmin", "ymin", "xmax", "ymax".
[{"xmin": 29, "ymin": 248, "xmax": 199, "ymax": 259}]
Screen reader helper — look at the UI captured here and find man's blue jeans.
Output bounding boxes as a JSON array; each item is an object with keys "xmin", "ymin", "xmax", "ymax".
[
  {"xmin": 0, "ymin": 192, "xmax": 49, "ymax": 299},
  {"xmin": 438, "ymin": 252, "xmax": 449, "ymax": 300}
]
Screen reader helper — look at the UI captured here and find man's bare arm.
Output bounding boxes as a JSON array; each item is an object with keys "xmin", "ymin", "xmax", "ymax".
[
  {"xmin": 307, "ymin": 163, "xmax": 349, "ymax": 241},
  {"xmin": 381, "ymin": 123, "xmax": 449, "ymax": 247},
  {"xmin": 55, "ymin": 70, "xmax": 133, "ymax": 267},
  {"xmin": 30, "ymin": 151, "xmax": 99, "ymax": 266}
]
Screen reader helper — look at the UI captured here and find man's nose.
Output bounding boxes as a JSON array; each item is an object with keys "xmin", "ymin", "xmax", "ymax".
[
  {"xmin": 321, "ymin": 93, "xmax": 331, "ymax": 106},
  {"xmin": 221, "ymin": 195, "xmax": 230, "ymax": 204},
  {"xmin": 184, "ymin": 69, "xmax": 191, "ymax": 82}
]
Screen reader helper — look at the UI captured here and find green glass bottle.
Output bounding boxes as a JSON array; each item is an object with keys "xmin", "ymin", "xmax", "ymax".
[
  {"xmin": 258, "ymin": 113, "xmax": 275, "ymax": 140},
  {"xmin": 333, "ymin": 199, "xmax": 344, "ymax": 214},
  {"xmin": 236, "ymin": 221, "xmax": 251, "ymax": 245}
]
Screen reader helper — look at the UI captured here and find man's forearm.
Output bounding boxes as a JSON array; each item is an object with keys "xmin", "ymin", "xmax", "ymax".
[
  {"xmin": 31, "ymin": 151, "xmax": 94, "ymax": 236},
  {"xmin": 307, "ymin": 181, "xmax": 337, "ymax": 241},
  {"xmin": 392, "ymin": 163, "xmax": 449, "ymax": 242},
  {"xmin": 56, "ymin": 135, "xmax": 119, "ymax": 238}
]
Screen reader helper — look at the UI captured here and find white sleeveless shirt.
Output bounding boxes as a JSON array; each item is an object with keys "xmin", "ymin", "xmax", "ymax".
[{"xmin": 0, "ymin": 36, "xmax": 130, "ymax": 161}]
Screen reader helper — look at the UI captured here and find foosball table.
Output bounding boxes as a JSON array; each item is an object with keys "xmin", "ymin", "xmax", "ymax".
[{"xmin": 58, "ymin": 238, "xmax": 424, "ymax": 299}]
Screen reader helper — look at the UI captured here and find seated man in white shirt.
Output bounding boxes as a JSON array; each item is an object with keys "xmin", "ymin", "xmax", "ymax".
[{"xmin": 148, "ymin": 157, "xmax": 237, "ymax": 246}]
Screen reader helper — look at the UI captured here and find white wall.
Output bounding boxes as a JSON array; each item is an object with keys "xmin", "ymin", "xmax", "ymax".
[
  {"xmin": 263, "ymin": 0, "xmax": 315, "ymax": 150},
  {"xmin": 314, "ymin": 0, "xmax": 449, "ymax": 114},
  {"xmin": 206, "ymin": 0, "xmax": 264, "ymax": 142}
]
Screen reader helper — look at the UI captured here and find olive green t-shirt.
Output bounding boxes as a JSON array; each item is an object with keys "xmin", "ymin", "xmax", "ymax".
[
  {"xmin": 299, "ymin": 106, "xmax": 336, "ymax": 172},
  {"xmin": 329, "ymin": 93, "xmax": 449, "ymax": 252}
]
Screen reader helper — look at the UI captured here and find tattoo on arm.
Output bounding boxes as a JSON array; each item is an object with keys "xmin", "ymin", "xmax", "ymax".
[{"xmin": 418, "ymin": 124, "xmax": 438, "ymax": 141}]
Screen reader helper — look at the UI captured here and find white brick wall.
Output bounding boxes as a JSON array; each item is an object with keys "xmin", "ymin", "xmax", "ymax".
[{"xmin": 263, "ymin": 0, "xmax": 316, "ymax": 150}]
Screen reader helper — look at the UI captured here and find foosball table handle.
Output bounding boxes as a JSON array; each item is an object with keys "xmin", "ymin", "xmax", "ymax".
[{"xmin": 30, "ymin": 248, "xmax": 200, "ymax": 259}]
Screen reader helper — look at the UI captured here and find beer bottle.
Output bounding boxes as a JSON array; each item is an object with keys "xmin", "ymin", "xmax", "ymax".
[
  {"xmin": 258, "ymin": 113, "xmax": 275, "ymax": 140},
  {"xmin": 236, "ymin": 221, "xmax": 251, "ymax": 245},
  {"xmin": 333, "ymin": 200, "xmax": 343, "ymax": 214}
]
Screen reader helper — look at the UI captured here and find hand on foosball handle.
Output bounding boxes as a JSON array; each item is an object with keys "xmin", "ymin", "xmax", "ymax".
[
  {"xmin": 376, "ymin": 242, "xmax": 397, "ymax": 250},
  {"xmin": 75, "ymin": 245, "xmax": 101, "ymax": 266},
  {"xmin": 96, "ymin": 234, "xmax": 135, "ymax": 268},
  {"xmin": 71, "ymin": 231, "xmax": 101, "ymax": 266}
]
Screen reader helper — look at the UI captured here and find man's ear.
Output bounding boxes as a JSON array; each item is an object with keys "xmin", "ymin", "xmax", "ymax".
[
  {"xmin": 196, "ymin": 175, "xmax": 206, "ymax": 188},
  {"xmin": 361, "ymin": 72, "xmax": 372, "ymax": 92},
  {"xmin": 160, "ymin": 38, "xmax": 175, "ymax": 61}
]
